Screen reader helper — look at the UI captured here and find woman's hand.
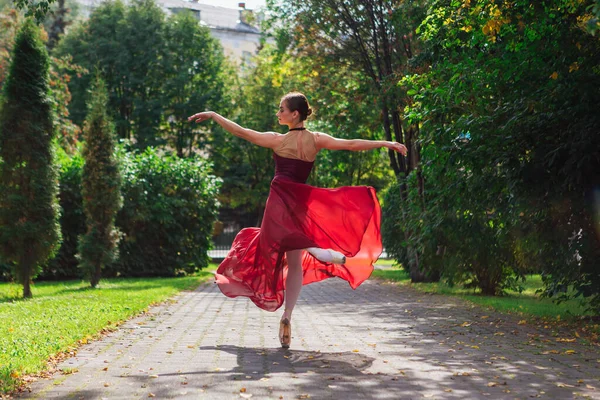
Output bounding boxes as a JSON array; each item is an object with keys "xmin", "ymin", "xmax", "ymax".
[
  {"xmin": 187, "ymin": 111, "xmax": 214, "ymax": 123},
  {"xmin": 389, "ymin": 142, "xmax": 408, "ymax": 156}
]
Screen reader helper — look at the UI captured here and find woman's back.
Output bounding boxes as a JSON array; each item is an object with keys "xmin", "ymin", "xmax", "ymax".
[{"xmin": 273, "ymin": 130, "xmax": 319, "ymax": 162}]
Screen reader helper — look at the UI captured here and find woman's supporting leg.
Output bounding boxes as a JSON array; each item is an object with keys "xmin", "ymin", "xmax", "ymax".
[{"xmin": 283, "ymin": 249, "xmax": 303, "ymax": 321}]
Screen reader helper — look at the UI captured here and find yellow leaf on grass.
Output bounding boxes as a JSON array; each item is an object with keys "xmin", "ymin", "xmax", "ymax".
[{"xmin": 550, "ymin": 72, "xmax": 559, "ymax": 80}]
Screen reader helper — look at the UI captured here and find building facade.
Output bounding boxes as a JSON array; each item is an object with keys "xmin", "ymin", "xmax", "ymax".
[{"xmin": 75, "ymin": 0, "xmax": 262, "ymax": 64}]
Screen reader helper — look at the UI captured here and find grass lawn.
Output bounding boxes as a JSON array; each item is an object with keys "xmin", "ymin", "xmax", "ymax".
[
  {"xmin": 371, "ymin": 264, "xmax": 593, "ymax": 320},
  {"xmin": 0, "ymin": 268, "xmax": 216, "ymax": 394}
]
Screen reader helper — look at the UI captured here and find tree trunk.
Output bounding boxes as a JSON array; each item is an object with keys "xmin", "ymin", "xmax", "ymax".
[
  {"xmin": 20, "ymin": 254, "xmax": 33, "ymax": 298},
  {"xmin": 90, "ymin": 262, "xmax": 101, "ymax": 288},
  {"xmin": 22, "ymin": 278, "xmax": 32, "ymax": 298}
]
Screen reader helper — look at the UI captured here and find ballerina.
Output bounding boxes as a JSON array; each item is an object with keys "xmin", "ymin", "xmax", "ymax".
[{"xmin": 188, "ymin": 92, "xmax": 407, "ymax": 348}]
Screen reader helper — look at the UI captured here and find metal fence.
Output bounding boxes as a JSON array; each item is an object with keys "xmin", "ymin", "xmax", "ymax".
[
  {"xmin": 209, "ymin": 225, "xmax": 389, "ymax": 261},
  {"xmin": 209, "ymin": 225, "xmax": 239, "ymax": 259}
]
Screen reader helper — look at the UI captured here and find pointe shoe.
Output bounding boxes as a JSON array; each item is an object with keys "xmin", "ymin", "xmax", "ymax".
[
  {"xmin": 306, "ymin": 247, "xmax": 346, "ymax": 265},
  {"xmin": 328, "ymin": 249, "xmax": 346, "ymax": 265},
  {"xmin": 279, "ymin": 318, "xmax": 291, "ymax": 348}
]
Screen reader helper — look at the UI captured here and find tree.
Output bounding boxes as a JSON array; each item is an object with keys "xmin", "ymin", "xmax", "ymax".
[
  {"xmin": 162, "ymin": 11, "xmax": 229, "ymax": 158},
  {"xmin": 0, "ymin": 19, "xmax": 61, "ymax": 298},
  {"xmin": 0, "ymin": 8, "xmax": 22, "ymax": 92},
  {"xmin": 55, "ymin": 0, "xmax": 166, "ymax": 147},
  {"xmin": 78, "ymin": 76, "xmax": 122, "ymax": 288},
  {"xmin": 400, "ymin": 0, "xmax": 600, "ymax": 297}
]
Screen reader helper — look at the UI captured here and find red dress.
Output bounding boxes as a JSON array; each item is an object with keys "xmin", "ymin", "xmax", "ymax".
[{"xmin": 215, "ymin": 152, "xmax": 382, "ymax": 311}]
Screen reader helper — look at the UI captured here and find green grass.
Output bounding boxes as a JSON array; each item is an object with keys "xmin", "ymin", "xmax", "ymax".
[
  {"xmin": 371, "ymin": 267, "xmax": 592, "ymax": 319},
  {"xmin": 0, "ymin": 268, "xmax": 215, "ymax": 394}
]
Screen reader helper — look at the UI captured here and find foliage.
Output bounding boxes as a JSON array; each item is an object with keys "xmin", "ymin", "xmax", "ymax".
[
  {"xmin": 43, "ymin": 0, "xmax": 80, "ymax": 50},
  {"xmin": 55, "ymin": 0, "xmax": 164, "ymax": 145},
  {"xmin": 0, "ymin": 19, "xmax": 61, "ymax": 298},
  {"xmin": 12, "ymin": 0, "xmax": 56, "ymax": 23},
  {"xmin": 399, "ymin": 0, "xmax": 600, "ymax": 299},
  {"xmin": 111, "ymin": 148, "xmax": 221, "ymax": 277},
  {"xmin": 0, "ymin": 7, "xmax": 84, "ymax": 154},
  {"xmin": 78, "ymin": 76, "xmax": 123, "ymax": 287},
  {"xmin": 161, "ymin": 11, "xmax": 229, "ymax": 158},
  {"xmin": 56, "ymin": 0, "xmax": 230, "ymax": 151},
  {"xmin": 49, "ymin": 55, "xmax": 85, "ymax": 153},
  {"xmin": 39, "ymin": 148, "xmax": 85, "ymax": 280},
  {"xmin": 0, "ymin": 8, "xmax": 22, "ymax": 92}
]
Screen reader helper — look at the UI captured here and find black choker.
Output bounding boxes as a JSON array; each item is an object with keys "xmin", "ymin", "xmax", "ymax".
[{"xmin": 288, "ymin": 127, "xmax": 306, "ymax": 131}]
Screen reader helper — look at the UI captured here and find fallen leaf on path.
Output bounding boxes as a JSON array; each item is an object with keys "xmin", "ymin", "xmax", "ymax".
[
  {"xmin": 240, "ymin": 388, "xmax": 247, "ymax": 393},
  {"xmin": 148, "ymin": 394, "xmax": 155, "ymax": 398},
  {"xmin": 557, "ymin": 382, "xmax": 575, "ymax": 388},
  {"xmin": 564, "ymin": 350, "xmax": 576, "ymax": 354},
  {"xmin": 556, "ymin": 338, "xmax": 576, "ymax": 343},
  {"xmin": 240, "ymin": 394, "xmax": 253, "ymax": 399}
]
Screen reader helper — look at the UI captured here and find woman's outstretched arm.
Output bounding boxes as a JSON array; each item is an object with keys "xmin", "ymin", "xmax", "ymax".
[
  {"xmin": 316, "ymin": 132, "xmax": 408, "ymax": 156},
  {"xmin": 188, "ymin": 111, "xmax": 282, "ymax": 149}
]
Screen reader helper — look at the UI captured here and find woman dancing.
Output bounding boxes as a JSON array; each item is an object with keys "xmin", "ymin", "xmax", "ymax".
[{"xmin": 188, "ymin": 92, "xmax": 407, "ymax": 348}]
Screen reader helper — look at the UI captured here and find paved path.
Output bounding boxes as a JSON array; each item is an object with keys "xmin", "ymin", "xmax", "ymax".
[{"xmin": 19, "ymin": 279, "xmax": 600, "ymax": 399}]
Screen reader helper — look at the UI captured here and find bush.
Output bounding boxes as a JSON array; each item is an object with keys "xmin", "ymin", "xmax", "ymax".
[
  {"xmin": 39, "ymin": 149, "xmax": 85, "ymax": 280},
  {"xmin": 109, "ymin": 148, "xmax": 220, "ymax": 277},
  {"xmin": 37, "ymin": 147, "xmax": 220, "ymax": 279}
]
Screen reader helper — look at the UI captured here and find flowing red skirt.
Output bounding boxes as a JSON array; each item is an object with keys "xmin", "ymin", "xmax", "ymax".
[{"xmin": 215, "ymin": 176, "xmax": 382, "ymax": 311}]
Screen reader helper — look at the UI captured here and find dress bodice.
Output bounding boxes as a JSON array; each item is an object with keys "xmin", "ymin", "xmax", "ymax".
[
  {"xmin": 273, "ymin": 153, "xmax": 314, "ymax": 183},
  {"xmin": 273, "ymin": 130, "xmax": 319, "ymax": 162}
]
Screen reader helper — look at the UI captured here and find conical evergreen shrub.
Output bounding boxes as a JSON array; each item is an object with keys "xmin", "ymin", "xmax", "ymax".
[
  {"xmin": 78, "ymin": 76, "xmax": 122, "ymax": 287},
  {"xmin": 0, "ymin": 19, "xmax": 61, "ymax": 298}
]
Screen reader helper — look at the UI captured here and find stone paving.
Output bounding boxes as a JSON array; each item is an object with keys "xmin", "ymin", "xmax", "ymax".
[{"xmin": 18, "ymin": 278, "xmax": 600, "ymax": 399}]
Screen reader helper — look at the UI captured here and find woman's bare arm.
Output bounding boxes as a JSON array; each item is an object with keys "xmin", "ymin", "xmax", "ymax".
[
  {"xmin": 188, "ymin": 111, "xmax": 282, "ymax": 149},
  {"xmin": 316, "ymin": 132, "xmax": 407, "ymax": 156}
]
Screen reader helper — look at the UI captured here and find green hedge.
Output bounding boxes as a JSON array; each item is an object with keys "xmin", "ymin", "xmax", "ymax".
[
  {"xmin": 25, "ymin": 147, "xmax": 220, "ymax": 280},
  {"xmin": 39, "ymin": 151, "xmax": 85, "ymax": 280},
  {"xmin": 109, "ymin": 148, "xmax": 220, "ymax": 277}
]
